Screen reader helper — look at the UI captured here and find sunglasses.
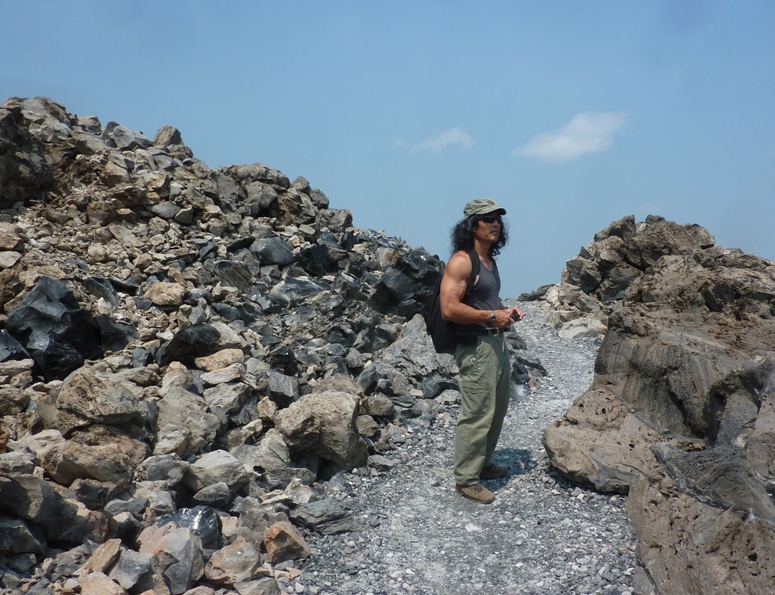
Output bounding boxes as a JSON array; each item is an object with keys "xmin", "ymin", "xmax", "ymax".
[{"xmin": 479, "ymin": 215, "xmax": 502, "ymax": 224}]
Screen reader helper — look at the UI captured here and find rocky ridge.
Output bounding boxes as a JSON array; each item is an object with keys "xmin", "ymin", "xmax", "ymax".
[
  {"xmin": 0, "ymin": 97, "xmax": 543, "ymax": 594},
  {"xmin": 541, "ymin": 215, "xmax": 775, "ymax": 594}
]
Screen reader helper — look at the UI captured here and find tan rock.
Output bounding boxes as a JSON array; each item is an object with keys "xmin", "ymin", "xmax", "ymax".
[
  {"xmin": 263, "ymin": 521, "xmax": 310, "ymax": 565},
  {"xmin": 80, "ymin": 571, "xmax": 126, "ymax": 595},
  {"xmin": 200, "ymin": 363, "xmax": 245, "ymax": 385},
  {"xmin": 259, "ymin": 478, "xmax": 314, "ymax": 508},
  {"xmin": 627, "ymin": 471, "xmax": 775, "ymax": 595},
  {"xmin": 231, "ymin": 577, "xmax": 282, "ymax": 595},
  {"xmin": 145, "ymin": 281, "xmax": 186, "ymax": 306},
  {"xmin": 0, "ymin": 250, "xmax": 22, "ymax": 269},
  {"xmin": 0, "ymin": 385, "xmax": 32, "ymax": 415},
  {"xmin": 22, "ymin": 265, "xmax": 66, "ymax": 286},
  {"xmin": 183, "ymin": 449, "xmax": 248, "ymax": 491},
  {"xmin": 257, "ymin": 397, "xmax": 277, "ymax": 422},
  {"xmin": 87, "ymin": 243, "xmax": 109, "ymax": 263},
  {"xmin": 210, "ymin": 321, "xmax": 244, "ymax": 349},
  {"xmin": 0, "ymin": 224, "xmax": 23, "ymax": 250},
  {"xmin": 226, "ymin": 419, "xmax": 264, "ymax": 449},
  {"xmin": 356, "ymin": 415, "xmax": 379, "ymax": 438},
  {"xmin": 15, "ymin": 429, "xmax": 65, "ymax": 463},
  {"xmin": 82, "ymin": 538, "xmax": 122, "ymax": 574},
  {"xmin": 53, "ymin": 365, "xmax": 146, "ymax": 433},
  {"xmin": 203, "ymin": 536, "xmax": 262, "ymax": 585},
  {"xmin": 42, "ymin": 424, "xmax": 149, "ymax": 488},
  {"xmin": 160, "ymin": 362, "xmax": 195, "ymax": 394},
  {"xmin": 194, "ymin": 348, "xmax": 245, "ymax": 371},
  {"xmin": 182, "ymin": 587, "xmax": 215, "ymax": 595},
  {"xmin": 1, "ymin": 358, "xmax": 36, "ymax": 378},
  {"xmin": 545, "ymin": 223, "xmax": 775, "ymax": 593},
  {"xmin": 363, "ymin": 394, "xmax": 395, "ymax": 418},
  {"xmin": 156, "ymin": 387, "xmax": 221, "ymax": 459}
]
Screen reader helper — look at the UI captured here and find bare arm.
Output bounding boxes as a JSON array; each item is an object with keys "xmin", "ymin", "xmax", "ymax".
[{"xmin": 440, "ymin": 252, "xmax": 518, "ymax": 327}]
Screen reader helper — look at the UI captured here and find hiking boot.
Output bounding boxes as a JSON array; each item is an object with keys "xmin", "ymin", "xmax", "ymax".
[
  {"xmin": 480, "ymin": 463, "xmax": 508, "ymax": 480},
  {"xmin": 456, "ymin": 483, "xmax": 495, "ymax": 504}
]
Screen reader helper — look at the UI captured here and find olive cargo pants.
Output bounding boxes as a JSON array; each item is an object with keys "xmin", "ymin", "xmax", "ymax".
[{"xmin": 453, "ymin": 334, "xmax": 511, "ymax": 485}]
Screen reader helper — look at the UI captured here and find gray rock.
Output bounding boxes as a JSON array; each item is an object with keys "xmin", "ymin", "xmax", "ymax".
[
  {"xmin": 0, "ymin": 473, "xmax": 76, "ymax": 525},
  {"xmin": 149, "ymin": 200, "xmax": 181, "ymax": 219},
  {"xmin": 134, "ymin": 454, "xmax": 189, "ymax": 485},
  {"xmin": 266, "ymin": 369, "xmax": 299, "ymax": 405},
  {"xmin": 104, "ymin": 123, "xmax": 152, "ymax": 151},
  {"xmin": 289, "ymin": 498, "xmax": 359, "ymax": 534},
  {"xmin": 233, "ymin": 577, "xmax": 282, "ymax": 595},
  {"xmin": 156, "ymin": 386, "xmax": 222, "ymax": 458},
  {"xmin": 268, "ymin": 278, "xmax": 326, "ymax": 306},
  {"xmin": 5, "ymin": 275, "xmax": 102, "ymax": 381},
  {"xmin": 108, "ymin": 548, "xmax": 153, "ymax": 590},
  {"xmin": 183, "ymin": 450, "xmax": 249, "ymax": 492},
  {"xmin": 250, "ymin": 237, "xmax": 295, "ymax": 266},
  {"xmin": 0, "ymin": 514, "xmax": 47, "ymax": 554},
  {"xmin": 202, "ymin": 381, "xmax": 251, "ymax": 422},
  {"xmin": 232, "ymin": 430, "xmax": 288, "ymax": 473},
  {"xmin": 192, "ymin": 481, "xmax": 232, "ymax": 507},
  {"xmin": 0, "ymin": 450, "xmax": 35, "ymax": 475}
]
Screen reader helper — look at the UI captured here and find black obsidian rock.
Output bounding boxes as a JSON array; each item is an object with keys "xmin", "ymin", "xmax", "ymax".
[{"xmin": 6, "ymin": 276, "xmax": 102, "ymax": 380}]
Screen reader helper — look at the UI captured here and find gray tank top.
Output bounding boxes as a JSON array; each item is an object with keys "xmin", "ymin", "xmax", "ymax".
[
  {"xmin": 459, "ymin": 260, "xmax": 501, "ymax": 332},
  {"xmin": 468, "ymin": 259, "xmax": 501, "ymax": 327}
]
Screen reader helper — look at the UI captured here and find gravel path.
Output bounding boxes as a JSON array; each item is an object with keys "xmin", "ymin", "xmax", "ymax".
[{"xmin": 295, "ymin": 302, "xmax": 639, "ymax": 595}]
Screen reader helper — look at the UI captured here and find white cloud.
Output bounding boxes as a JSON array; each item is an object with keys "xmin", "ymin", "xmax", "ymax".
[
  {"xmin": 513, "ymin": 112, "xmax": 627, "ymax": 162},
  {"xmin": 411, "ymin": 127, "xmax": 475, "ymax": 154}
]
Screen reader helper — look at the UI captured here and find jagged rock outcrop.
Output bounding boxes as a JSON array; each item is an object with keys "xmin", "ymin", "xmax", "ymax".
[
  {"xmin": 0, "ymin": 96, "xmax": 533, "ymax": 593},
  {"xmin": 533, "ymin": 214, "xmax": 717, "ymax": 339},
  {"xmin": 543, "ymin": 223, "xmax": 775, "ymax": 594}
]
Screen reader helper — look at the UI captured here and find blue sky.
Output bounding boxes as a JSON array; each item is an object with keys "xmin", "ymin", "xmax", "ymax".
[{"xmin": 2, "ymin": 1, "xmax": 774, "ymax": 297}]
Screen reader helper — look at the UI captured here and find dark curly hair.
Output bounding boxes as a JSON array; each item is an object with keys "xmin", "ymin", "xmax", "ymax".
[{"xmin": 450, "ymin": 214, "xmax": 508, "ymax": 258}]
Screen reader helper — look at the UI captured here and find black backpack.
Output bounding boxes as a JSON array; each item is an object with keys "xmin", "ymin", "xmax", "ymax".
[{"xmin": 423, "ymin": 249, "xmax": 480, "ymax": 354}]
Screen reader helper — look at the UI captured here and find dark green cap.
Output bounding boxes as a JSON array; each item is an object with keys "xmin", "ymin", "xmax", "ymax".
[{"xmin": 463, "ymin": 197, "xmax": 506, "ymax": 218}]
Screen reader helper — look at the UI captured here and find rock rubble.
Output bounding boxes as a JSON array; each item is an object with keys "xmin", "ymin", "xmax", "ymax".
[{"xmin": 1, "ymin": 96, "xmax": 579, "ymax": 594}]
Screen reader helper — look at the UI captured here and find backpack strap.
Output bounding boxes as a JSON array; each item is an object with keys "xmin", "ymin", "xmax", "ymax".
[{"xmin": 463, "ymin": 248, "xmax": 480, "ymax": 302}]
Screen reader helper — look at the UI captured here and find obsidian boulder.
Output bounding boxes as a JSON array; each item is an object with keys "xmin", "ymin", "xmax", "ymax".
[{"xmin": 5, "ymin": 276, "xmax": 102, "ymax": 380}]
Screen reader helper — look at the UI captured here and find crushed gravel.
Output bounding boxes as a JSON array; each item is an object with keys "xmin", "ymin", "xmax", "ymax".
[{"xmin": 293, "ymin": 301, "xmax": 639, "ymax": 595}]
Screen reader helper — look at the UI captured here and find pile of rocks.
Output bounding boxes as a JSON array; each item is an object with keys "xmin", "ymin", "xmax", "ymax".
[
  {"xmin": 0, "ymin": 97, "xmax": 528, "ymax": 594},
  {"xmin": 543, "ymin": 218, "xmax": 775, "ymax": 593}
]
